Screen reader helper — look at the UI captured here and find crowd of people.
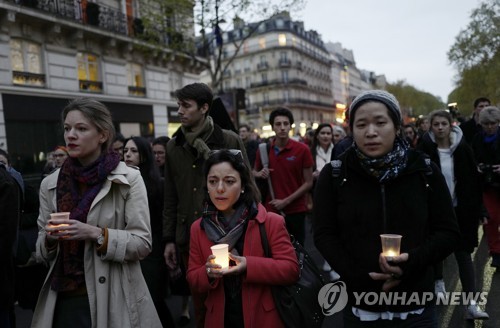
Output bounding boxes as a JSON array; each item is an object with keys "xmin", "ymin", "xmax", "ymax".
[{"xmin": 1, "ymin": 83, "xmax": 498, "ymax": 328}]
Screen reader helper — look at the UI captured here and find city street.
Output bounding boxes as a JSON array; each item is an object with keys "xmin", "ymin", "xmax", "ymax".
[{"xmin": 14, "ymin": 219, "xmax": 499, "ymax": 328}]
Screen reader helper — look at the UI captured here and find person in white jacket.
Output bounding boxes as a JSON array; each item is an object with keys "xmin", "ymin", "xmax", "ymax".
[{"xmin": 32, "ymin": 98, "xmax": 161, "ymax": 328}]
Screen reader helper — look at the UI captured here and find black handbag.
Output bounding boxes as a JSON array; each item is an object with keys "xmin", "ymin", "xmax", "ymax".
[{"xmin": 259, "ymin": 223, "xmax": 326, "ymax": 328}]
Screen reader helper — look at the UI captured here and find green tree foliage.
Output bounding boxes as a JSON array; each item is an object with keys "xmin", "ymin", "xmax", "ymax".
[
  {"xmin": 137, "ymin": 0, "xmax": 195, "ymax": 51},
  {"xmin": 447, "ymin": 0, "xmax": 499, "ymax": 116},
  {"xmin": 386, "ymin": 81, "xmax": 445, "ymax": 118}
]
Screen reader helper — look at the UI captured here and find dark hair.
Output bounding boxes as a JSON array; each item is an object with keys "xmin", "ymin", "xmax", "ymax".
[
  {"xmin": 310, "ymin": 123, "xmax": 333, "ymax": 158},
  {"xmin": 473, "ymin": 97, "xmax": 491, "ymax": 108},
  {"xmin": 416, "ymin": 116, "xmax": 429, "ymax": 128},
  {"xmin": 203, "ymin": 149, "xmax": 260, "ymax": 207},
  {"xmin": 124, "ymin": 136, "xmax": 161, "ymax": 197},
  {"xmin": 403, "ymin": 124, "xmax": 417, "ymax": 134},
  {"xmin": 428, "ymin": 110, "xmax": 452, "ymax": 126},
  {"xmin": 114, "ymin": 132, "xmax": 126, "ymax": 143},
  {"xmin": 152, "ymin": 136, "xmax": 170, "ymax": 148},
  {"xmin": 175, "ymin": 83, "xmax": 213, "ymax": 115},
  {"xmin": 239, "ymin": 124, "xmax": 251, "ymax": 132},
  {"xmin": 269, "ymin": 107, "xmax": 294, "ymax": 126},
  {"xmin": 62, "ymin": 98, "xmax": 115, "ymax": 152}
]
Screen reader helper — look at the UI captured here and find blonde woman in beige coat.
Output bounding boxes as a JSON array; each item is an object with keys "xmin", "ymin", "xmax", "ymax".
[{"xmin": 31, "ymin": 98, "xmax": 161, "ymax": 328}]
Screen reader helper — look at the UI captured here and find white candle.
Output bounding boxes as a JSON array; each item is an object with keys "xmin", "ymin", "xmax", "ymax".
[{"xmin": 210, "ymin": 244, "xmax": 229, "ymax": 269}]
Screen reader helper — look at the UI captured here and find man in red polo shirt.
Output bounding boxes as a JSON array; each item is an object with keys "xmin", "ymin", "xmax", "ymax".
[{"xmin": 253, "ymin": 107, "xmax": 314, "ymax": 245}]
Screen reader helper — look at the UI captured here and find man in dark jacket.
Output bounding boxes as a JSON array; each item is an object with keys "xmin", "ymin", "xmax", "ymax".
[
  {"xmin": 238, "ymin": 124, "xmax": 259, "ymax": 168},
  {"xmin": 162, "ymin": 83, "xmax": 247, "ymax": 327},
  {"xmin": 0, "ymin": 162, "xmax": 20, "ymax": 327},
  {"xmin": 460, "ymin": 97, "xmax": 491, "ymax": 144}
]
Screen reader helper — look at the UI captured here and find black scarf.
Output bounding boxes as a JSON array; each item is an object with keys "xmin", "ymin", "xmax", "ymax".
[{"xmin": 354, "ymin": 136, "xmax": 409, "ymax": 183}]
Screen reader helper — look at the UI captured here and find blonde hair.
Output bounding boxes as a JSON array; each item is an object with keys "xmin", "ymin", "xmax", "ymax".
[{"xmin": 62, "ymin": 98, "xmax": 115, "ymax": 151}]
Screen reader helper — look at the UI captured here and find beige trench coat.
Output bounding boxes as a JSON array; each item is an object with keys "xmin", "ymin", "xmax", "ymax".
[{"xmin": 31, "ymin": 162, "xmax": 161, "ymax": 328}]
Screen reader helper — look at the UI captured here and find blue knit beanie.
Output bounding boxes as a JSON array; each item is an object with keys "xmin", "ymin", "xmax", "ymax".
[{"xmin": 349, "ymin": 90, "xmax": 402, "ymax": 129}]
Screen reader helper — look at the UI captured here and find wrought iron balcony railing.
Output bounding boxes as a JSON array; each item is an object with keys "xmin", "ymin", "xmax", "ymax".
[
  {"xmin": 8, "ymin": 0, "xmax": 136, "ymax": 37},
  {"xmin": 79, "ymin": 79, "xmax": 103, "ymax": 93},
  {"xmin": 128, "ymin": 86, "xmax": 147, "ymax": 97},
  {"xmin": 12, "ymin": 70, "xmax": 46, "ymax": 87}
]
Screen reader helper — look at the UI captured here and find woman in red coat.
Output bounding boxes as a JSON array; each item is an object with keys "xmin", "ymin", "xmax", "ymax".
[{"xmin": 187, "ymin": 149, "xmax": 299, "ymax": 328}]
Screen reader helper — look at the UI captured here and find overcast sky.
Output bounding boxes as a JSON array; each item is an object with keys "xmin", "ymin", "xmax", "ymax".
[{"xmin": 297, "ymin": 0, "xmax": 480, "ymax": 102}]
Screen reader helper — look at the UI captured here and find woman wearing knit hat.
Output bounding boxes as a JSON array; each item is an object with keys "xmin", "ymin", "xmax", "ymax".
[{"xmin": 313, "ymin": 90, "xmax": 460, "ymax": 327}]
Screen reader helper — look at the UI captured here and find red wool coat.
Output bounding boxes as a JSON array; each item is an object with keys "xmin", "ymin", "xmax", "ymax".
[{"xmin": 187, "ymin": 204, "xmax": 299, "ymax": 328}]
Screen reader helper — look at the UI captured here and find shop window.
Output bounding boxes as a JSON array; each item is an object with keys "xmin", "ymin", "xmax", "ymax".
[
  {"xmin": 77, "ymin": 52, "xmax": 102, "ymax": 93},
  {"xmin": 10, "ymin": 39, "xmax": 45, "ymax": 87},
  {"xmin": 127, "ymin": 63, "xmax": 146, "ymax": 97}
]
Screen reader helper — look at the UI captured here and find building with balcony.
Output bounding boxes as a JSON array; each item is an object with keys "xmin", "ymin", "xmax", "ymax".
[
  {"xmin": 216, "ymin": 12, "xmax": 334, "ymax": 137},
  {"xmin": 325, "ymin": 41, "xmax": 386, "ymax": 125},
  {"xmin": 0, "ymin": 0, "xmax": 205, "ymax": 181}
]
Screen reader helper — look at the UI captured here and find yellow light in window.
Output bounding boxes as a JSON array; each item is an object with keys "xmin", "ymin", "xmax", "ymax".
[
  {"xmin": 278, "ymin": 34, "xmax": 286, "ymax": 46},
  {"xmin": 259, "ymin": 38, "xmax": 266, "ymax": 49}
]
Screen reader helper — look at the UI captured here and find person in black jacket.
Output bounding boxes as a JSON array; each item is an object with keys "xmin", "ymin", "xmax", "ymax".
[
  {"xmin": 238, "ymin": 124, "xmax": 259, "ymax": 168},
  {"xmin": 124, "ymin": 136, "xmax": 175, "ymax": 327},
  {"xmin": 460, "ymin": 97, "xmax": 491, "ymax": 144},
  {"xmin": 418, "ymin": 110, "xmax": 488, "ymax": 320},
  {"xmin": 313, "ymin": 90, "xmax": 460, "ymax": 327},
  {"xmin": 471, "ymin": 106, "xmax": 500, "ymax": 270},
  {"xmin": 0, "ymin": 162, "xmax": 20, "ymax": 327}
]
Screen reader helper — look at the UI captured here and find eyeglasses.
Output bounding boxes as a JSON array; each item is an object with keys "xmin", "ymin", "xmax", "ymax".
[
  {"xmin": 208, "ymin": 149, "xmax": 243, "ymax": 160},
  {"xmin": 53, "ymin": 154, "xmax": 67, "ymax": 158}
]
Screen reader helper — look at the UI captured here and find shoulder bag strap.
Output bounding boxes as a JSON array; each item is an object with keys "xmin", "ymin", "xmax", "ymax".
[{"xmin": 258, "ymin": 222, "xmax": 272, "ymax": 258}]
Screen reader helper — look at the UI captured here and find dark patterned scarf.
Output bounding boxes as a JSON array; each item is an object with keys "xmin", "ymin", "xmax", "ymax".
[
  {"xmin": 201, "ymin": 201, "xmax": 258, "ymax": 252},
  {"xmin": 51, "ymin": 151, "xmax": 120, "ymax": 292},
  {"xmin": 201, "ymin": 201, "xmax": 258, "ymax": 301},
  {"xmin": 354, "ymin": 136, "xmax": 409, "ymax": 183}
]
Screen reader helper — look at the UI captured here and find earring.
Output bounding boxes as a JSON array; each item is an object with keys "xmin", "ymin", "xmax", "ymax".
[{"xmin": 241, "ymin": 190, "xmax": 245, "ymax": 194}]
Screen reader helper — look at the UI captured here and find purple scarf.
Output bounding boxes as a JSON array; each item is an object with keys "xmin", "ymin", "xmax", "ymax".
[{"xmin": 51, "ymin": 151, "xmax": 120, "ymax": 292}]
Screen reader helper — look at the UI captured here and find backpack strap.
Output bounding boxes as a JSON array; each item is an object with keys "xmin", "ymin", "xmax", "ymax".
[
  {"xmin": 419, "ymin": 158, "xmax": 433, "ymax": 191},
  {"xmin": 330, "ymin": 159, "xmax": 346, "ymax": 186},
  {"xmin": 258, "ymin": 222, "xmax": 271, "ymax": 258}
]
